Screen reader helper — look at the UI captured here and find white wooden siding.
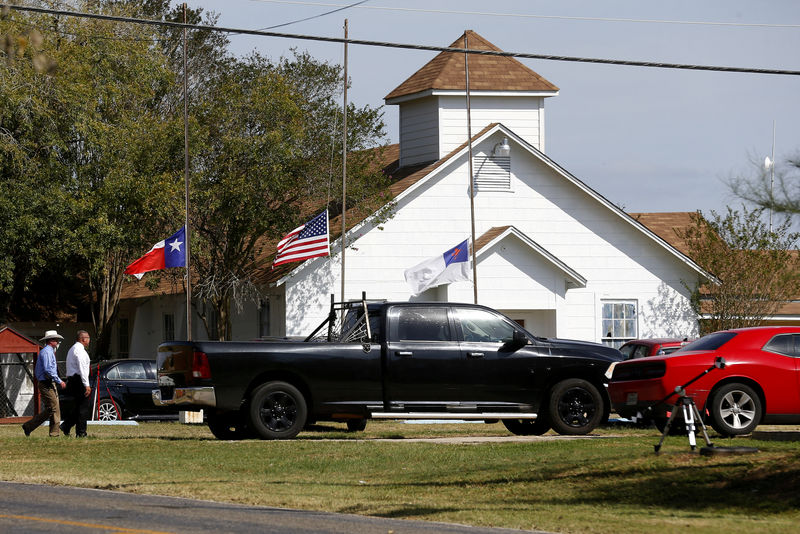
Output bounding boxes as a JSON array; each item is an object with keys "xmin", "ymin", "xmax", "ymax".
[
  {"xmin": 398, "ymin": 97, "xmax": 439, "ymax": 166},
  {"xmin": 284, "ymin": 132, "xmax": 698, "ymax": 341}
]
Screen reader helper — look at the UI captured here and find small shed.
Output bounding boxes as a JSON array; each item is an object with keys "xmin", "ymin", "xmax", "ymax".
[{"xmin": 0, "ymin": 325, "xmax": 41, "ymax": 422}]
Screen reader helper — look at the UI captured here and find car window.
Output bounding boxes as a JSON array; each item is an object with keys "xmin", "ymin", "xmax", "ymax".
[
  {"xmin": 660, "ymin": 346, "xmax": 682, "ymax": 355},
  {"xmin": 677, "ymin": 332, "xmax": 737, "ymax": 352},
  {"xmin": 763, "ymin": 334, "xmax": 800, "ymax": 357},
  {"xmin": 456, "ymin": 307, "xmax": 516, "ymax": 343},
  {"xmin": 396, "ymin": 307, "xmax": 451, "ymax": 342},
  {"xmin": 619, "ymin": 344, "xmax": 636, "ymax": 359},
  {"xmin": 633, "ymin": 345, "xmax": 650, "ymax": 359},
  {"xmin": 114, "ymin": 361, "xmax": 148, "ymax": 380}
]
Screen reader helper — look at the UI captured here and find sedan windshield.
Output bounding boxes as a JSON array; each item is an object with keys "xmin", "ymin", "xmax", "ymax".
[{"xmin": 675, "ymin": 331, "xmax": 737, "ymax": 352}]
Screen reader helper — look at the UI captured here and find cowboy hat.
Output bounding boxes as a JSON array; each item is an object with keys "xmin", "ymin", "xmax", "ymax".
[{"xmin": 39, "ymin": 330, "xmax": 64, "ymax": 342}]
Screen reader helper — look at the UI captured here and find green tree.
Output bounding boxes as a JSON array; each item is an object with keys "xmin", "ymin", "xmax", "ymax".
[
  {"xmin": 679, "ymin": 207, "xmax": 800, "ymax": 334},
  {"xmin": 0, "ymin": 2, "xmax": 186, "ymax": 354},
  {"xmin": 189, "ymin": 50, "xmax": 389, "ymax": 340}
]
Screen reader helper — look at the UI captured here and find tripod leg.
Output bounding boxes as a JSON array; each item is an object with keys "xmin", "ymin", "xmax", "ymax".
[
  {"xmin": 683, "ymin": 402, "xmax": 697, "ymax": 450},
  {"xmin": 692, "ymin": 402, "xmax": 714, "ymax": 447},
  {"xmin": 654, "ymin": 407, "xmax": 679, "ymax": 453}
]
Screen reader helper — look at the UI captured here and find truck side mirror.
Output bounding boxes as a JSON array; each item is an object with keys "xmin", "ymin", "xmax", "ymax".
[{"xmin": 504, "ymin": 330, "xmax": 528, "ymax": 351}]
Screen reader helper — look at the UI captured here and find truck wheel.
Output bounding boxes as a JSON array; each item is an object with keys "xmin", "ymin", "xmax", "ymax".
[
  {"xmin": 248, "ymin": 381, "xmax": 307, "ymax": 440},
  {"xmin": 346, "ymin": 419, "xmax": 367, "ymax": 432},
  {"xmin": 502, "ymin": 414, "xmax": 550, "ymax": 436},
  {"xmin": 708, "ymin": 383, "xmax": 762, "ymax": 436},
  {"xmin": 207, "ymin": 411, "xmax": 249, "ymax": 440},
  {"xmin": 548, "ymin": 378, "xmax": 604, "ymax": 435}
]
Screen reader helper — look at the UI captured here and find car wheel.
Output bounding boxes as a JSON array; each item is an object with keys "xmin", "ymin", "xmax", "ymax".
[
  {"xmin": 502, "ymin": 415, "xmax": 551, "ymax": 436},
  {"xmin": 708, "ymin": 383, "xmax": 762, "ymax": 436},
  {"xmin": 547, "ymin": 378, "xmax": 604, "ymax": 435},
  {"xmin": 207, "ymin": 411, "xmax": 250, "ymax": 440},
  {"xmin": 248, "ymin": 381, "xmax": 307, "ymax": 440},
  {"xmin": 345, "ymin": 419, "xmax": 367, "ymax": 432},
  {"xmin": 96, "ymin": 398, "xmax": 120, "ymax": 421}
]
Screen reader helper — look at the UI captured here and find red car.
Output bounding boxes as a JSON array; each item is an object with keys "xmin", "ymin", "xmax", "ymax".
[
  {"xmin": 609, "ymin": 326, "xmax": 800, "ymax": 436},
  {"xmin": 619, "ymin": 338, "xmax": 689, "ymax": 360}
]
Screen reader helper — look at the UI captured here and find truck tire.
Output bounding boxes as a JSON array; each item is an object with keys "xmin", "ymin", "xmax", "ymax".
[
  {"xmin": 207, "ymin": 411, "xmax": 250, "ymax": 440},
  {"xmin": 708, "ymin": 382, "xmax": 762, "ymax": 436},
  {"xmin": 248, "ymin": 381, "xmax": 307, "ymax": 440},
  {"xmin": 502, "ymin": 414, "xmax": 550, "ymax": 436},
  {"xmin": 547, "ymin": 378, "xmax": 604, "ymax": 435}
]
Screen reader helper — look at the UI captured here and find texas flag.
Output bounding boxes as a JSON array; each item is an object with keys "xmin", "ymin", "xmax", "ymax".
[
  {"xmin": 404, "ymin": 239, "xmax": 472, "ymax": 296},
  {"xmin": 124, "ymin": 227, "xmax": 186, "ymax": 280}
]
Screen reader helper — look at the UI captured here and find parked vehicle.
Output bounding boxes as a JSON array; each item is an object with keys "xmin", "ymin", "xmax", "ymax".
[
  {"xmin": 155, "ymin": 296, "xmax": 623, "ymax": 440},
  {"xmin": 609, "ymin": 326, "xmax": 800, "ymax": 436},
  {"xmin": 618, "ymin": 338, "xmax": 689, "ymax": 360},
  {"xmin": 61, "ymin": 359, "xmax": 179, "ymax": 421}
]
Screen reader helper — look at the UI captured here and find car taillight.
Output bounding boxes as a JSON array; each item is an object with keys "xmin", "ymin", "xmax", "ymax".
[
  {"xmin": 611, "ymin": 360, "xmax": 666, "ymax": 381},
  {"xmin": 191, "ymin": 351, "xmax": 211, "ymax": 379}
]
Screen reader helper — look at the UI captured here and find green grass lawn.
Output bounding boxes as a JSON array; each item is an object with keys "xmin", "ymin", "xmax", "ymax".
[{"xmin": 2, "ymin": 420, "xmax": 799, "ymax": 533}]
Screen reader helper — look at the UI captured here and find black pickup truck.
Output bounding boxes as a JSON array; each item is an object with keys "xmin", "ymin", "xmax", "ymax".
[{"xmin": 154, "ymin": 296, "xmax": 622, "ymax": 440}]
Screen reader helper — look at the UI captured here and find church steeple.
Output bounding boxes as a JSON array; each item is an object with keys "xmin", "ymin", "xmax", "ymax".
[{"xmin": 385, "ymin": 31, "xmax": 558, "ymax": 167}]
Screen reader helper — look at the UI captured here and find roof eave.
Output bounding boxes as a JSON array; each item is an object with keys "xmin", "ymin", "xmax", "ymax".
[{"xmin": 385, "ymin": 88, "xmax": 559, "ymax": 105}]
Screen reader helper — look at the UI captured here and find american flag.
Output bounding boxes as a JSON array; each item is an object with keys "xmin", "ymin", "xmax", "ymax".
[{"xmin": 273, "ymin": 210, "xmax": 330, "ymax": 267}]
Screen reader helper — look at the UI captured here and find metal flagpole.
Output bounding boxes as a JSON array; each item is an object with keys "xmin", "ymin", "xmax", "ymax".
[
  {"xmin": 464, "ymin": 31, "xmax": 478, "ymax": 304},
  {"xmin": 183, "ymin": 3, "xmax": 192, "ymax": 341},
  {"xmin": 341, "ymin": 19, "xmax": 348, "ymax": 303}
]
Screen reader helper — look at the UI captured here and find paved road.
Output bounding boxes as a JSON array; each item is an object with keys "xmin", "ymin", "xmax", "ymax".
[{"xmin": 0, "ymin": 481, "xmax": 546, "ymax": 533}]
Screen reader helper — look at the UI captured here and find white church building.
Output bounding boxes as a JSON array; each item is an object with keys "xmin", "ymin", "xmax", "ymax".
[{"xmin": 117, "ymin": 31, "xmax": 710, "ymax": 357}]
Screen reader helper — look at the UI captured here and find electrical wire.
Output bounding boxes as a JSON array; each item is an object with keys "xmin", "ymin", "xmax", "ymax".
[
  {"xmin": 3, "ymin": 3, "xmax": 800, "ymax": 76},
  {"xmin": 246, "ymin": 0, "xmax": 800, "ymax": 29},
  {"xmin": 254, "ymin": 0, "xmax": 368, "ymax": 31}
]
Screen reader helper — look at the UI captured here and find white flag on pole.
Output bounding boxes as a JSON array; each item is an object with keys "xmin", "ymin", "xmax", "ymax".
[{"xmin": 404, "ymin": 239, "xmax": 472, "ymax": 296}]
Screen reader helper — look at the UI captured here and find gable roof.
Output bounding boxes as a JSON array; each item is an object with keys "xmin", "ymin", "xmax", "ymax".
[
  {"xmin": 474, "ymin": 226, "xmax": 587, "ymax": 289},
  {"xmin": 628, "ymin": 212, "xmax": 698, "ymax": 257},
  {"xmin": 385, "ymin": 30, "xmax": 558, "ymax": 103}
]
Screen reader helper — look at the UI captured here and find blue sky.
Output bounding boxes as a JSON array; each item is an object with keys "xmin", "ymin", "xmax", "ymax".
[{"xmin": 184, "ymin": 0, "xmax": 800, "ymax": 216}]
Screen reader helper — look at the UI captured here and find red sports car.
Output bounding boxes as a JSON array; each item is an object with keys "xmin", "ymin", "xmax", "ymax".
[
  {"xmin": 609, "ymin": 326, "xmax": 800, "ymax": 436},
  {"xmin": 619, "ymin": 338, "xmax": 689, "ymax": 360}
]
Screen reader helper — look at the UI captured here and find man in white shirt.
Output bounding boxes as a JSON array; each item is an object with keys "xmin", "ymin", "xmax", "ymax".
[{"xmin": 61, "ymin": 330, "xmax": 92, "ymax": 437}]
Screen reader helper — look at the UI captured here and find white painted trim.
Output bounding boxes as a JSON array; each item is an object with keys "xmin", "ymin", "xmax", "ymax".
[{"xmin": 386, "ymin": 89, "xmax": 559, "ymax": 105}]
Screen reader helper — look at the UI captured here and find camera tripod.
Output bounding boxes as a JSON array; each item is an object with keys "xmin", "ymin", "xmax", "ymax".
[
  {"xmin": 649, "ymin": 356, "xmax": 725, "ymax": 453},
  {"xmin": 653, "ymin": 385, "xmax": 713, "ymax": 453}
]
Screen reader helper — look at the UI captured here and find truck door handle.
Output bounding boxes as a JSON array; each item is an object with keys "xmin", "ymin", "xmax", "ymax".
[
  {"xmin": 467, "ymin": 352, "xmax": 484, "ymax": 358},
  {"xmin": 396, "ymin": 351, "xmax": 413, "ymax": 357}
]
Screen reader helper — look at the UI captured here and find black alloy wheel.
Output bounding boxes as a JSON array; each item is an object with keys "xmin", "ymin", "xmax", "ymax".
[
  {"xmin": 547, "ymin": 378, "xmax": 604, "ymax": 435},
  {"xmin": 248, "ymin": 381, "xmax": 307, "ymax": 440}
]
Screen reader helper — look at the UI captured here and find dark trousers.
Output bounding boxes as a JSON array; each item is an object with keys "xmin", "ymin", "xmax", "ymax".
[{"xmin": 62, "ymin": 375, "xmax": 90, "ymax": 436}]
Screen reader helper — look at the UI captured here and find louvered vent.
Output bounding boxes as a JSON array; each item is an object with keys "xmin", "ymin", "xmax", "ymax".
[{"xmin": 473, "ymin": 155, "xmax": 511, "ymax": 191}]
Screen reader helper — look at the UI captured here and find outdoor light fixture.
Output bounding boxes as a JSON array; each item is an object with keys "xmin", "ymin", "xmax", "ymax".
[{"xmin": 492, "ymin": 137, "xmax": 511, "ymax": 158}]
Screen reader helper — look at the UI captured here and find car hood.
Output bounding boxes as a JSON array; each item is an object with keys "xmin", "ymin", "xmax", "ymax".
[{"xmin": 544, "ymin": 337, "xmax": 624, "ymax": 362}]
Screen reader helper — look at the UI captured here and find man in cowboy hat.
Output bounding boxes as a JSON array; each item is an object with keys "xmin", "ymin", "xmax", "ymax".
[{"xmin": 22, "ymin": 330, "xmax": 67, "ymax": 437}]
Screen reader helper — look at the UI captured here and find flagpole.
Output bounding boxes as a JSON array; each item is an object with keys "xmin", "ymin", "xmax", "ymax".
[
  {"xmin": 183, "ymin": 3, "xmax": 192, "ymax": 341},
  {"xmin": 340, "ymin": 19, "xmax": 348, "ymax": 304},
  {"xmin": 464, "ymin": 31, "xmax": 478, "ymax": 305}
]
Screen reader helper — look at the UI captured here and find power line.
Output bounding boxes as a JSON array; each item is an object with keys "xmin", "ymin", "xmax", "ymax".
[
  {"xmin": 254, "ymin": 0, "xmax": 368, "ymax": 30},
  {"xmin": 3, "ymin": 3, "xmax": 800, "ymax": 76},
  {"xmin": 247, "ymin": 0, "xmax": 800, "ymax": 29}
]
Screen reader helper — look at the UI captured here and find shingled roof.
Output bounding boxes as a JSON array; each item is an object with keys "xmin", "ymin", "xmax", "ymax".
[{"xmin": 385, "ymin": 30, "xmax": 558, "ymax": 102}]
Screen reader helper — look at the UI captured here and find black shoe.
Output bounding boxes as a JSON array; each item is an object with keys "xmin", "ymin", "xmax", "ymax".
[
  {"xmin": 22, "ymin": 425, "xmax": 31, "ymax": 437},
  {"xmin": 59, "ymin": 423, "xmax": 70, "ymax": 436}
]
